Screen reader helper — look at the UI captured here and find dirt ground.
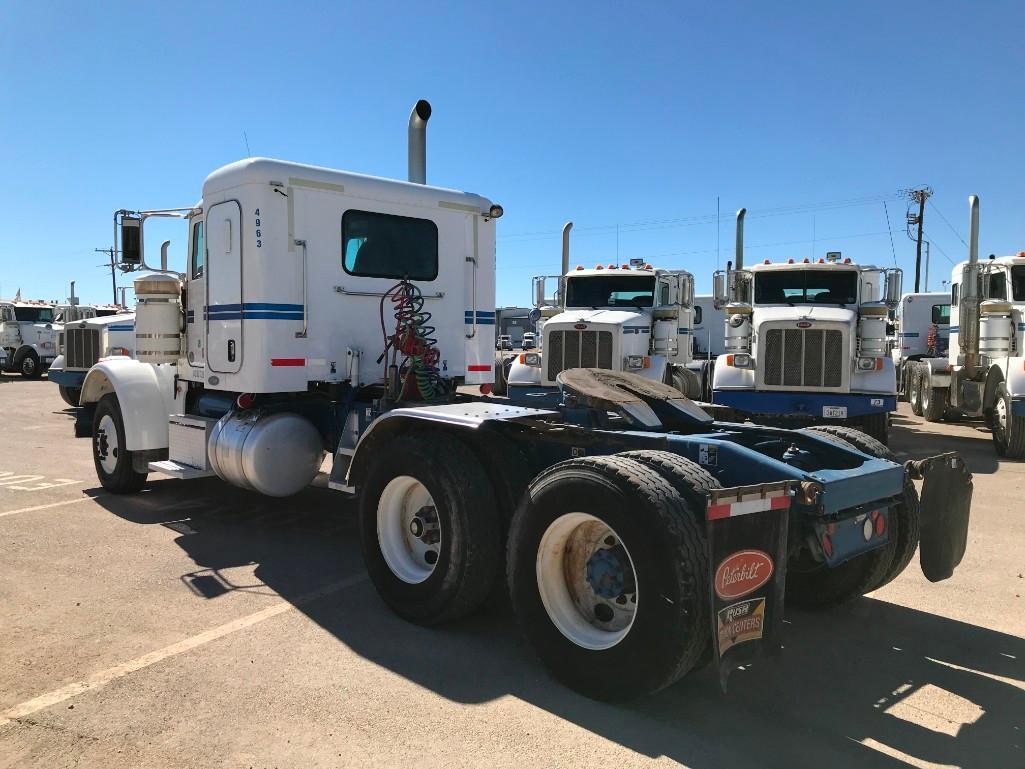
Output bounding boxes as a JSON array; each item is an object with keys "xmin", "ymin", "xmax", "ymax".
[{"xmin": 0, "ymin": 376, "xmax": 1021, "ymax": 769}]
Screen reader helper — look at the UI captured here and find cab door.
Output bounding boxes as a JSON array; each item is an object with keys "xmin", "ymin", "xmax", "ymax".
[
  {"xmin": 206, "ymin": 201, "xmax": 243, "ymax": 374},
  {"xmin": 186, "ymin": 216, "xmax": 206, "ymax": 368}
]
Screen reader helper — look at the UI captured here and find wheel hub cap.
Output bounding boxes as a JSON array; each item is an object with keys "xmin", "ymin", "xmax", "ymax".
[{"xmin": 377, "ymin": 476, "xmax": 442, "ymax": 584}]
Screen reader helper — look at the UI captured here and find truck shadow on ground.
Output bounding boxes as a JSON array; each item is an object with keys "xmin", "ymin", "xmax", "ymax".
[
  {"xmin": 94, "ymin": 478, "xmax": 1025, "ymax": 769},
  {"xmin": 890, "ymin": 416, "xmax": 1002, "ymax": 474}
]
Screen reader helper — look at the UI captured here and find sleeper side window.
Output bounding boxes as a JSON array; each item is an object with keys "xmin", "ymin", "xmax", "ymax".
[
  {"xmin": 931, "ymin": 304, "xmax": 951, "ymax": 324},
  {"xmin": 342, "ymin": 210, "xmax": 439, "ymax": 281},
  {"xmin": 987, "ymin": 271, "xmax": 1006, "ymax": 300},
  {"xmin": 951, "ymin": 283, "xmax": 959, "ymax": 306},
  {"xmin": 694, "ymin": 306, "xmax": 703, "ymax": 325},
  {"xmin": 191, "ymin": 221, "xmax": 205, "ymax": 279}
]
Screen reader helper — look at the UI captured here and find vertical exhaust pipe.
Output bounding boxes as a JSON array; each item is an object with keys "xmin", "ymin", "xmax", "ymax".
[
  {"xmin": 407, "ymin": 100, "xmax": 432, "ymax": 184},
  {"xmin": 961, "ymin": 195, "xmax": 981, "ymax": 374},
  {"xmin": 561, "ymin": 221, "xmax": 573, "ymax": 276},
  {"xmin": 160, "ymin": 240, "xmax": 170, "ymax": 271},
  {"xmin": 69, "ymin": 281, "xmax": 76, "ymax": 305},
  {"xmin": 735, "ymin": 208, "xmax": 746, "ymax": 270}
]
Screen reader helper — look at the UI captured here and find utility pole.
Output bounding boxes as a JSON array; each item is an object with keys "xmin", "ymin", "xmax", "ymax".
[
  {"xmin": 95, "ymin": 247, "xmax": 118, "ymax": 304},
  {"xmin": 903, "ymin": 187, "xmax": 933, "ymax": 292}
]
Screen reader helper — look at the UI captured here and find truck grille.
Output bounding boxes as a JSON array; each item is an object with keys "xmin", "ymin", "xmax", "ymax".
[
  {"xmin": 546, "ymin": 329, "xmax": 613, "ymax": 381},
  {"xmin": 65, "ymin": 327, "xmax": 101, "ymax": 369},
  {"xmin": 763, "ymin": 328, "xmax": 844, "ymax": 388}
]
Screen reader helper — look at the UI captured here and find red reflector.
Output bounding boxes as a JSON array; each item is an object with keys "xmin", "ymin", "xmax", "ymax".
[
  {"xmin": 822, "ymin": 534, "xmax": 833, "ymax": 558},
  {"xmin": 479, "ymin": 383, "xmax": 493, "ymax": 395},
  {"xmin": 270, "ymin": 358, "xmax": 305, "ymax": 367},
  {"xmin": 467, "ymin": 364, "xmax": 491, "ymax": 372},
  {"xmin": 875, "ymin": 514, "xmax": 886, "ymax": 536}
]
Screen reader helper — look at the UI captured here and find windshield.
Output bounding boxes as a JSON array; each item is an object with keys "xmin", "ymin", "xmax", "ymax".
[
  {"xmin": 96, "ymin": 309, "xmax": 119, "ymax": 317},
  {"xmin": 754, "ymin": 269, "xmax": 858, "ymax": 305},
  {"xmin": 565, "ymin": 275, "xmax": 655, "ymax": 308},
  {"xmin": 13, "ymin": 306, "xmax": 54, "ymax": 323},
  {"xmin": 1012, "ymin": 266, "xmax": 1025, "ymax": 301}
]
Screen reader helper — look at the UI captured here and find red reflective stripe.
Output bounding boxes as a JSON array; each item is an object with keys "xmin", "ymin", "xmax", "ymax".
[
  {"xmin": 467, "ymin": 364, "xmax": 491, "ymax": 372},
  {"xmin": 271, "ymin": 358, "xmax": 305, "ymax": 367},
  {"xmin": 770, "ymin": 495, "xmax": 791, "ymax": 510},
  {"xmin": 707, "ymin": 503, "xmax": 732, "ymax": 520}
]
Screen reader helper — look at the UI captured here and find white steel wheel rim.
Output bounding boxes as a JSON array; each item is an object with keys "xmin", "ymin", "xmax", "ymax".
[
  {"xmin": 377, "ymin": 475, "xmax": 442, "ymax": 584},
  {"xmin": 996, "ymin": 395, "xmax": 1008, "ymax": 433},
  {"xmin": 536, "ymin": 513, "xmax": 638, "ymax": 650},
  {"xmin": 95, "ymin": 414, "xmax": 119, "ymax": 474}
]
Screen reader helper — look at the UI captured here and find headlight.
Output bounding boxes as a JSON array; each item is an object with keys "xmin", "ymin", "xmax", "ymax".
[
  {"xmin": 856, "ymin": 357, "xmax": 881, "ymax": 371},
  {"xmin": 727, "ymin": 353, "xmax": 753, "ymax": 368},
  {"xmin": 625, "ymin": 355, "xmax": 650, "ymax": 370},
  {"xmin": 520, "ymin": 353, "xmax": 540, "ymax": 366}
]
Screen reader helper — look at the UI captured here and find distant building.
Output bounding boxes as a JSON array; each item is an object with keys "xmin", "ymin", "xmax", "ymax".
[{"xmin": 496, "ymin": 306, "xmax": 533, "ymax": 346}]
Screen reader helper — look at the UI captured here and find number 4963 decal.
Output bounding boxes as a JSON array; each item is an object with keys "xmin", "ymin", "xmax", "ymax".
[{"xmin": 255, "ymin": 208, "xmax": 262, "ymax": 248}]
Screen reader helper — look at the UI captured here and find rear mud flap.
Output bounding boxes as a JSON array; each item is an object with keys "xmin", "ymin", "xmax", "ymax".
[
  {"xmin": 705, "ymin": 481, "xmax": 793, "ymax": 691},
  {"xmin": 906, "ymin": 453, "xmax": 973, "ymax": 582}
]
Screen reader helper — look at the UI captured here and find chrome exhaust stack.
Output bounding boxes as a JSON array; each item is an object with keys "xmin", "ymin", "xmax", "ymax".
[
  {"xmin": 561, "ymin": 221, "xmax": 573, "ymax": 276},
  {"xmin": 735, "ymin": 208, "xmax": 746, "ymax": 270},
  {"xmin": 407, "ymin": 100, "xmax": 432, "ymax": 184},
  {"xmin": 960, "ymin": 195, "xmax": 981, "ymax": 375}
]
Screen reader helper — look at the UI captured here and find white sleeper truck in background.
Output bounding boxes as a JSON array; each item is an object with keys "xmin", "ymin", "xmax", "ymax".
[
  {"xmin": 711, "ymin": 209, "xmax": 900, "ymax": 444},
  {"xmin": 889, "ymin": 292, "xmax": 951, "ymax": 419},
  {"xmin": 912, "ymin": 196, "xmax": 1025, "ymax": 457}
]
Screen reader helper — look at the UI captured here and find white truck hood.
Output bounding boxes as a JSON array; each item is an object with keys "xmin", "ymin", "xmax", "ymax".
[
  {"xmin": 546, "ymin": 308, "xmax": 646, "ymax": 328},
  {"xmin": 66, "ymin": 312, "xmax": 135, "ymax": 330},
  {"xmin": 753, "ymin": 305, "xmax": 857, "ymax": 328}
]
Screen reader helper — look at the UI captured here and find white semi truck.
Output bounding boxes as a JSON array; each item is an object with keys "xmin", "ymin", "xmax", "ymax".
[
  {"xmin": 76, "ymin": 101, "xmax": 973, "ymax": 701},
  {"xmin": 0, "ymin": 299, "xmax": 59, "ymax": 377},
  {"xmin": 910, "ymin": 196, "xmax": 1025, "ymax": 457},
  {"xmin": 692, "ymin": 294, "xmax": 726, "ymax": 359},
  {"xmin": 506, "ymin": 223, "xmax": 702, "ymax": 401},
  {"xmin": 888, "ymin": 291, "xmax": 951, "ymax": 417},
  {"xmin": 50, "ymin": 311, "xmax": 136, "ymax": 407},
  {"xmin": 711, "ymin": 209, "xmax": 901, "ymax": 444}
]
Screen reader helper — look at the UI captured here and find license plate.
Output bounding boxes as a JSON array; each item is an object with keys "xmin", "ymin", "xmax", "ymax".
[{"xmin": 823, "ymin": 406, "xmax": 847, "ymax": 418}]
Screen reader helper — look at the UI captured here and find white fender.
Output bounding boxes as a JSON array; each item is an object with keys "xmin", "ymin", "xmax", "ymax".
[
  {"xmin": 711, "ymin": 354, "xmax": 755, "ymax": 389},
  {"xmin": 507, "ymin": 355, "xmax": 542, "ymax": 387},
  {"xmin": 50, "ymin": 353, "xmax": 66, "ymax": 372},
  {"xmin": 1002, "ymin": 357, "xmax": 1025, "ymax": 400},
  {"xmin": 921, "ymin": 358, "xmax": 952, "ymax": 389},
  {"xmin": 850, "ymin": 356, "xmax": 897, "ymax": 394},
  {"xmin": 80, "ymin": 360, "xmax": 183, "ymax": 451}
]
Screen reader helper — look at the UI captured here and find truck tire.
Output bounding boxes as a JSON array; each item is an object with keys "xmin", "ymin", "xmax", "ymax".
[
  {"xmin": 507, "ymin": 455, "xmax": 710, "ymax": 701},
  {"xmin": 359, "ymin": 432, "xmax": 502, "ymax": 625},
  {"xmin": 992, "ymin": 382, "xmax": 1025, "ymax": 459},
  {"xmin": 92, "ymin": 394, "xmax": 148, "ymax": 493},
  {"xmin": 908, "ymin": 363, "xmax": 923, "ymax": 416},
  {"xmin": 18, "ymin": 350, "xmax": 41, "ymax": 379},
  {"xmin": 920, "ymin": 380, "xmax": 946, "ymax": 423},
  {"xmin": 856, "ymin": 412, "xmax": 889, "ymax": 445},
  {"xmin": 58, "ymin": 385, "xmax": 82, "ymax": 407},
  {"xmin": 796, "ymin": 425, "xmax": 920, "ymax": 594}
]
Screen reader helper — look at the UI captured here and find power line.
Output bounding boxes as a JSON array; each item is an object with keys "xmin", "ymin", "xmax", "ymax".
[
  {"xmin": 922, "ymin": 230, "xmax": 957, "ymax": 266},
  {"xmin": 498, "ymin": 192, "xmax": 901, "ymax": 242},
  {"xmin": 928, "ymin": 199, "xmax": 968, "ymax": 247},
  {"xmin": 882, "ymin": 201, "xmax": 898, "ymax": 267}
]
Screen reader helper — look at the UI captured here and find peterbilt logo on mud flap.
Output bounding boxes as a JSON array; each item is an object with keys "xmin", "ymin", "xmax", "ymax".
[{"xmin": 714, "ymin": 550, "xmax": 774, "ymax": 600}]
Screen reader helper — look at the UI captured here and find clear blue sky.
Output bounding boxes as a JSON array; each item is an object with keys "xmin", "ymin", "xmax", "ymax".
[{"xmin": 2, "ymin": 1, "xmax": 1023, "ymax": 307}]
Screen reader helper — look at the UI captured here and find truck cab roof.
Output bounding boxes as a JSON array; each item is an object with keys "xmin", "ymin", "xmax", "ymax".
[{"xmin": 203, "ymin": 157, "xmax": 495, "ymax": 214}]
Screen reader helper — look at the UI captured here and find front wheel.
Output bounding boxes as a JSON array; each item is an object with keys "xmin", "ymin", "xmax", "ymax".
[
  {"xmin": 508, "ymin": 455, "xmax": 710, "ymax": 701},
  {"xmin": 857, "ymin": 412, "xmax": 889, "ymax": 445},
  {"xmin": 19, "ymin": 350, "xmax": 41, "ymax": 379},
  {"xmin": 92, "ymin": 394, "xmax": 148, "ymax": 493},
  {"xmin": 992, "ymin": 382, "xmax": 1025, "ymax": 459},
  {"xmin": 358, "ymin": 433, "xmax": 502, "ymax": 625},
  {"xmin": 58, "ymin": 385, "xmax": 82, "ymax": 407}
]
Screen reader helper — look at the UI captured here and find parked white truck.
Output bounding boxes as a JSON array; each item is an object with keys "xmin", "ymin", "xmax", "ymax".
[
  {"xmin": 50, "ymin": 311, "xmax": 136, "ymax": 407},
  {"xmin": 692, "ymin": 294, "xmax": 726, "ymax": 359},
  {"xmin": 910, "ymin": 196, "xmax": 1025, "ymax": 457},
  {"xmin": 888, "ymin": 291, "xmax": 951, "ymax": 418},
  {"xmin": 711, "ymin": 209, "xmax": 901, "ymax": 444},
  {"xmin": 0, "ymin": 299, "xmax": 59, "ymax": 377},
  {"xmin": 74, "ymin": 101, "xmax": 974, "ymax": 701},
  {"xmin": 506, "ymin": 223, "xmax": 701, "ymax": 401}
]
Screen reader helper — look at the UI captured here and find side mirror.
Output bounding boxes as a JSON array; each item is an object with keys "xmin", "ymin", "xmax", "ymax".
[
  {"xmin": 120, "ymin": 217, "xmax": 142, "ymax": 265},
  {"xmin": 712, "ymin": 271, "xmax": 728, "ymax": 309},
  {"xmin": 679, "ymin": 275, "xmax": 694, "ymax": 307}
]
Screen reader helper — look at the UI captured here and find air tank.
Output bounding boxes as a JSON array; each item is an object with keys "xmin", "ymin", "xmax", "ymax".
[
  {"xmin": 208, "ymin": 410, "xmax": 325, "ymax": 497},
  {"xmin": 133, "ymin": 273, "xmax": 182, "ymax": 364},
  {"xmin": 979, "ymin": 299, "xmax": 1013, "ymax": 359},
  {"xmin": 857, "ymin": 303, "xmax": 889, "ymax": 357}
]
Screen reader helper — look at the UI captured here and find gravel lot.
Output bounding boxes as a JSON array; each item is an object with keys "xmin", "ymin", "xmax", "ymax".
[{"xmin": 0, "ymin": 376, "xmax": 1022, "ymax": 769}]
